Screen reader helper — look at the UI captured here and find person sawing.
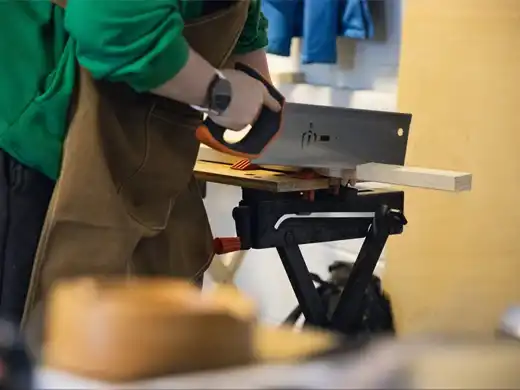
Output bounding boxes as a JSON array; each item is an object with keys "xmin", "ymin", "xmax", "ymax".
[{"xmin": 0, "ymin": 0, "xmax": 280, "ymax": 325}]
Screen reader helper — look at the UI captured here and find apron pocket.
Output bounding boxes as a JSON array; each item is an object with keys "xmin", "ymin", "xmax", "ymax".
[{"xmin": 119, "ymin": 106, "xmax": 201, "ymax": 232}]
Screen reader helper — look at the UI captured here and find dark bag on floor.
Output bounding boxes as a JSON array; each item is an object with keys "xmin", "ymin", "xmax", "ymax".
[{"xmin": 284, "ymin": 261, "xmax": 394, "ymax": 336}]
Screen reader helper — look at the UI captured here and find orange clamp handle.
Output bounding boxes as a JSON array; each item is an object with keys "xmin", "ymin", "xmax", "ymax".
[
  {"xmin": 213, "ymin": 237, "xmax": 242, "ymax": 255},
  {"xmin": 195, "ymin": 62, "xmax": 286, "ymax": 159}
]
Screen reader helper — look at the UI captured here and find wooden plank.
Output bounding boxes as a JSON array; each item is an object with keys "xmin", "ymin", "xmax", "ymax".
[
  {"xmin": 198, "ymin": 146, "xmax": 473, "ymax": 192},
  {"xmin": 194, "ymin": 161, "xmax": 337, "ymax": 192},
  {"xmin": 356, "ymin": 163, "xmax": 472, "ymax": 192}
]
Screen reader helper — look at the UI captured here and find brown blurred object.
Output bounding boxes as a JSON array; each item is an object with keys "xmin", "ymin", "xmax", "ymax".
[{"xmin": 43, "ymin": 278, "xmax": 337, "ymax": 382}]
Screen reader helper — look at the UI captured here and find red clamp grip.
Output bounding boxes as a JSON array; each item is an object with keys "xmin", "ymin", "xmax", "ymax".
[{"xmin": 213, "ymin": 237, "xmax": 242, "ymax": 255}]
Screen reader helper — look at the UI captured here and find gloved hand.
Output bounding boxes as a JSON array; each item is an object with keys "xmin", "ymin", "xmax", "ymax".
[{"xmin": 208, "ymin": 69, "xmax": 282, "ymax": 132}]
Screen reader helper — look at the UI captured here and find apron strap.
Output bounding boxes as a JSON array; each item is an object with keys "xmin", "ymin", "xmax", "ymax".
[{"xmin": 51, "ymin": 0, "xmax": 66, "ymax": 8}]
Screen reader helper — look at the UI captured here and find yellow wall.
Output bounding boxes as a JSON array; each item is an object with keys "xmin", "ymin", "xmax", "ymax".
[{"xmin": 384, "ymin": 0, "xmax": 520, "ymax": 335}]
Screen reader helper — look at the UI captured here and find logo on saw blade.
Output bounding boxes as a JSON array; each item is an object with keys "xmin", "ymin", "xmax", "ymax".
[{"xmin": 301, "ymin": 122, "xmax": 317, "ymax": 148}]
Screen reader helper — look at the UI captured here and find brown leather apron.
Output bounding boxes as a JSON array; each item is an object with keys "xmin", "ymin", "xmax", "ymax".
[{"xmin": 21, "ymin": 1, "xmax": 249, "ymax": 327}]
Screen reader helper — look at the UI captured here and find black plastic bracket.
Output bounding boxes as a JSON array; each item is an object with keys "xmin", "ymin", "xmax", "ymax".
[{"xmin": 232, "ymin": 186, "xmax": 407, "ymax": 334}]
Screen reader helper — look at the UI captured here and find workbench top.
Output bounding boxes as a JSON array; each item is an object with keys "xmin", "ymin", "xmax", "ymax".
[{"xmin": 194, "ymin": 161, "xmax": 339, "ymax": 192}]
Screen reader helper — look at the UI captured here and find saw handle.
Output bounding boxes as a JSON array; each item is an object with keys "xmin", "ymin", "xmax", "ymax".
[{"xmin": 195, "ymin": 63, "xmax": 285, "ymax": 159}]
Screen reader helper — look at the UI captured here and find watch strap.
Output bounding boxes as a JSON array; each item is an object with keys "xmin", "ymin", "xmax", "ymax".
[{"xmin": 190, "ymin": 70, "xmax": 226, "ymax": 115}]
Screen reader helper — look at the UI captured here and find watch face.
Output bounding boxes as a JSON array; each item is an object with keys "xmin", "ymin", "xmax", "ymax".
[{"xmin": 211, "ymin": 78, "xmax": 232, "ymax": 113}]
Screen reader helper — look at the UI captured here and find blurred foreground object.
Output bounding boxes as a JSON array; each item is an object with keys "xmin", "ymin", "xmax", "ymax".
[
  {"xmin": 43, "ymin": 278, "xmax": 337, "ymax": 382},
  {"xmin": 37, "ymin": 336, "xmax": 520, "ymax": 389},
  {"xmin": 0, "ymin": 318, "xmax": 33, "ymax": 390},
  {"xmin": 386, "ymin": 338, "xmax": 520, "ymax": 389}
]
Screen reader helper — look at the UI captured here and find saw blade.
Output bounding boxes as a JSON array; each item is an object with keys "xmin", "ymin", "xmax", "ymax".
[{"xmin": 252, "ymin": 103, "xmax": 412, "ymax": 170}]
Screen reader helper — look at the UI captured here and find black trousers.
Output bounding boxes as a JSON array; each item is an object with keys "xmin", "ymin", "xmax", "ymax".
[{"xmin": 0, "ymin": 150, "xmax": 54, "ymax": 324}]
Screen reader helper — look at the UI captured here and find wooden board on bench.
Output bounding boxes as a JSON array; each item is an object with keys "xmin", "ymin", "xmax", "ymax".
[{"xmin": 194, "ymin": 161, "xmax": 339, "ymax": 192}]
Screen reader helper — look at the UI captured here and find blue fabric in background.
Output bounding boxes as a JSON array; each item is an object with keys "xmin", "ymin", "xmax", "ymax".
[
  {"xmin": 302, "ymin": 0, "xmax": 338, "ymax": 64},
  {"xmin": 342, "ymin": 0, "xmax": 374, "ymax": 39},
  {"xmin": 262, "ymin": 0, "xmax": 374, "ymax": 64},
  {"xmin": 261, "ymin": 0, "xmax": 302, "ymax": 57}
]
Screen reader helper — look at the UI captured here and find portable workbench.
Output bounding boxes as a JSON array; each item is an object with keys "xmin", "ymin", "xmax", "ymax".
[{"xmin": 194, "ymin": 161, "xmax": 406, "ymax": 335}]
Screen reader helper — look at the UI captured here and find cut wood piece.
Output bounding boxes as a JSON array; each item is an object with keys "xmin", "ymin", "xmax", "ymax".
[{"xmin": 356, "ymin": 163, "xmax": 472, "ymax": 192}]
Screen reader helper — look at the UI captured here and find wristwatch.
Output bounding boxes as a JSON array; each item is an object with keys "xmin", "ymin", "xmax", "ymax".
[{"xmin": 191, "ymin": 70, "xmax": 232, "ymax": 116}]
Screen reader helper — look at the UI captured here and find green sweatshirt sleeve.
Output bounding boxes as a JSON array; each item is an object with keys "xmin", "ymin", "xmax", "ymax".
[
  {"xmin": 233, "ymin": 0, "xmax": 269, "ymax": 55},
  {"xmin": 64, "ymin": 0, "xmax": 189, "ymax": 92}
]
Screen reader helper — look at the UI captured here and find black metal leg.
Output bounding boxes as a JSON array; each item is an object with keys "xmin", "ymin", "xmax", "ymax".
[
  {"xmin": 330, "ymin": 212, "xmax": 394, "ymax": 333},
  {"xmin": 276, "ymin": 245, "xmax": 329, "ymax": 327}
]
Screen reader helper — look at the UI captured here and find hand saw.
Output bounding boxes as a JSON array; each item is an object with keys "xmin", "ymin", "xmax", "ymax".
[
  {"xmin": 196, "ymin": 83, "xmax": 411, "ymax": 172},
  {"xmin": 195, "ymin": 64, "xmax": 409, "ymax": 169},
  {"xmin": 197, "ymin": 101, "xmax": 472, "ymax": 192}
]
